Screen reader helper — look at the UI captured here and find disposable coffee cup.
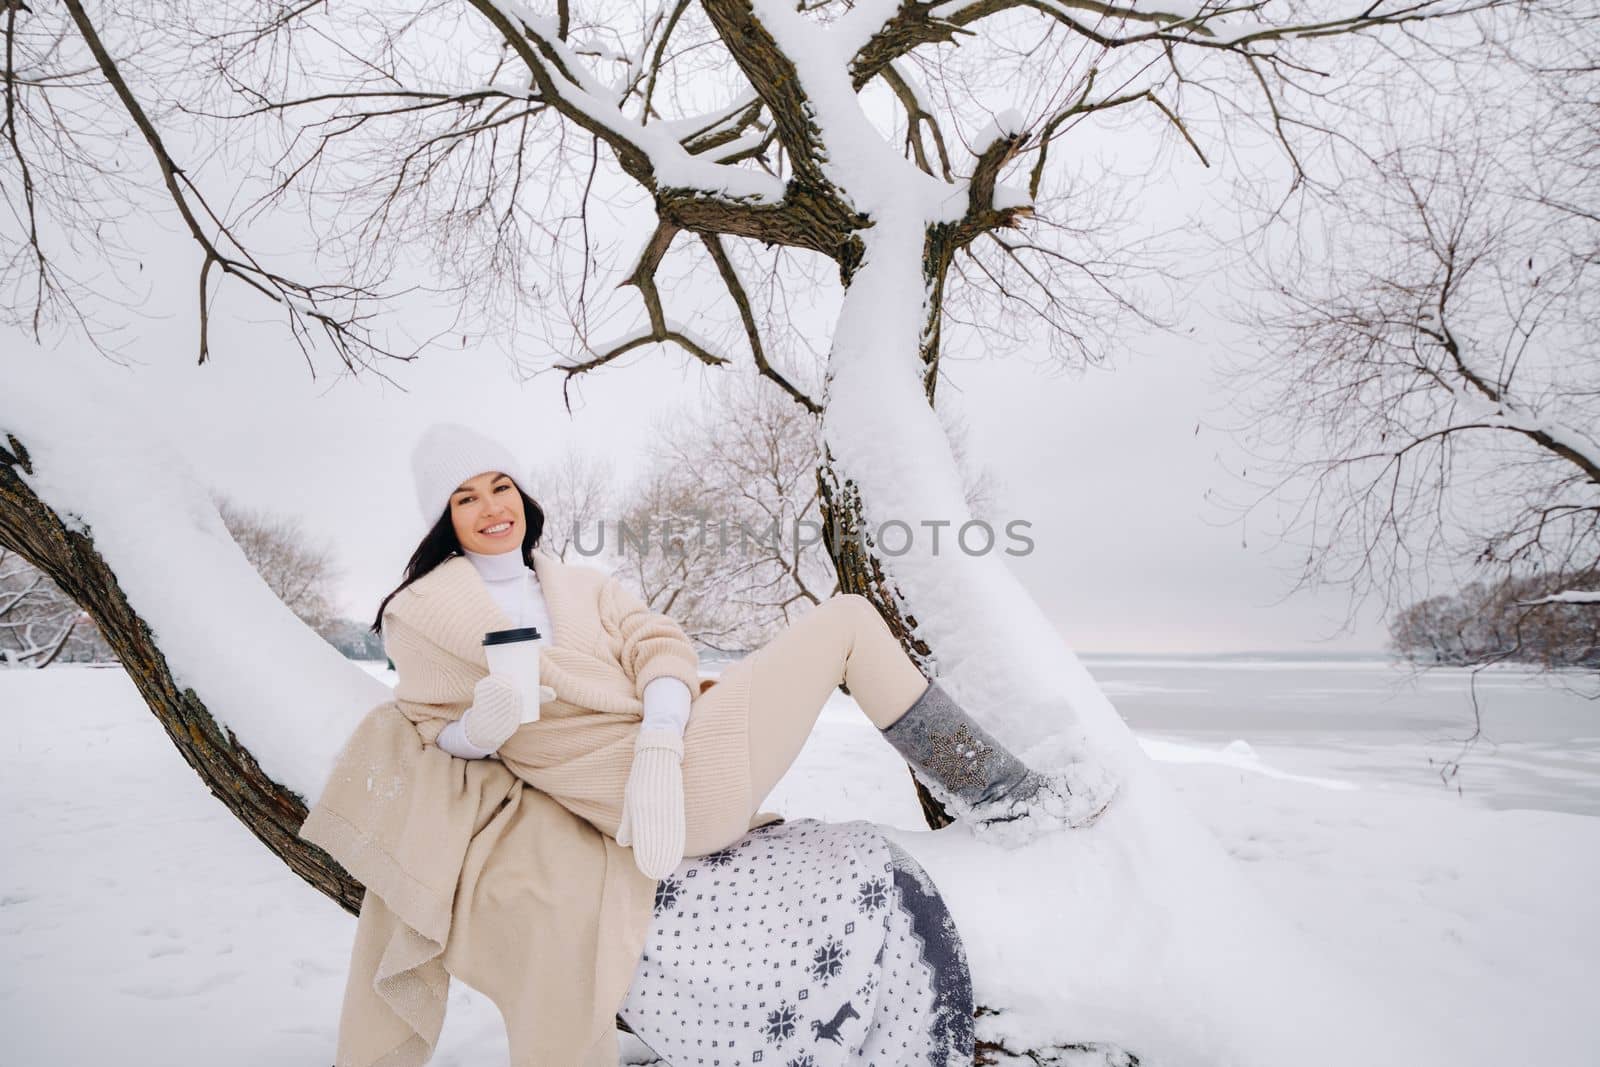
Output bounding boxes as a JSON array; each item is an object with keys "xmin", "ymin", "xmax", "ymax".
[{"xmin": 483, "ymin": 626, "xmax": 544, "ymax": 724}]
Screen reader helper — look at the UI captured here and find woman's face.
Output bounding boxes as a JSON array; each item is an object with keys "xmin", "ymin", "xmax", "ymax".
[{"xmin": 448, "ymin": 471, "xmax": 526, "ymax": 555}]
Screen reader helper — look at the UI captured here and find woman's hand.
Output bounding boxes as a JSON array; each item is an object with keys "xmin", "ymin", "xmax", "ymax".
[
  {"xmin": 461, "ymin": 674, "xmax": 524, "ymax": 750},
  {"xmin": 615, "ymin": 727, "xmax": 686, "ymax": 879}
]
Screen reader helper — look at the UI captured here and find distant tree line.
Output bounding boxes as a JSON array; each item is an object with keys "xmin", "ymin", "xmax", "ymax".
[
  {"xmin": 0, "ymin": 546, "xmax": 109, "ymax": 666},
  {"xmin": 0, "ymin": 491, "xmax": 382, "ymax": 666},
  {"xmin": 1389, "ymin": 573, "xmax": 1600, "ymax": 668}
]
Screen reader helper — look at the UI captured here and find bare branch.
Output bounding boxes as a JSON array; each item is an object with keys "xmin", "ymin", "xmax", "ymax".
[
  {"xmin": 555, "ymin": 219, "xmax": 733, "ymax": 411},
  {"xmin": 58, "ymin": 0, "xmax": 399, "ymax": 372},
  {"xmin": 700, "ymin": 232, "xmax": 822, "ymax": 414}
]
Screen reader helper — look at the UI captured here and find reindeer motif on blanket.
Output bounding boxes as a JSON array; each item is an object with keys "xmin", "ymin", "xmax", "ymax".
[{"xmin": 810, "ymin": 1000, "xmax": 860, "ymax": 1043}]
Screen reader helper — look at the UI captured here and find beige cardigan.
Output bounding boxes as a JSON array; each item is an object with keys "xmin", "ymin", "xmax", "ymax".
[
  {"xmin": 299, "ymin": 548, "xmax": 779, "ymax": 1066},
  {"xmin": 385, "ymin": 548, "xmax": 760, "ymax": 851}
]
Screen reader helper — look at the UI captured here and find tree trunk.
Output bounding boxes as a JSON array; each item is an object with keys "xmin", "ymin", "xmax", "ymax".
[
  {"xmin": 814, "ymin": 216, "xmax": 1127, "ymax": 826},
  {"xmin": 818, "ymin": 455, "xmax": 957, "ymax": 830},
  {"xmin": 0, "ymin": 431, "xmax": 359, "ymax": 913},
  {"xmin": 815, "ymin": 218, "xmax": 981, "ymax": 831}
]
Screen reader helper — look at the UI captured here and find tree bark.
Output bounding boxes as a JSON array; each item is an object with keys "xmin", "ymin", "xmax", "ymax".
[
  {"xmin": 0, "ymin": 431, "xmax": 359, "ymax": 911},
  {"xmin": 818, "ymin": 453, "xmax": 957, "ymax": 831}
]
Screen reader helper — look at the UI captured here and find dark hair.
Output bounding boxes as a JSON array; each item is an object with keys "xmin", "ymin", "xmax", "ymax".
[{"xmin": 369, "ymin": 476, "xmax": 547, "ymax": 635}]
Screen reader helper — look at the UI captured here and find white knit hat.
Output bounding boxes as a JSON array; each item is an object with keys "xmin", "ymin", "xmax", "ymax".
[{"xmin": 409, "ymin": 422, "xmax": 523, "ymax": 524}]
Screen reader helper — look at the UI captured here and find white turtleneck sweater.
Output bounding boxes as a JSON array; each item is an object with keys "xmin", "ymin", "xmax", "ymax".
[{"xmin": 435, "ymin": 546, "xmax": 693, "ymax": 759}]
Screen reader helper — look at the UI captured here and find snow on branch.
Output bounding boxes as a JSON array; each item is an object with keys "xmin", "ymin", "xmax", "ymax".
[
  {"xmin": 699, "ymin": 0, "xmax": 849, "ymax": 199},
  {"xmin": 1440, "ymin": 385, "xmax": 1600, "ymax": 486},
  {"xmin": 471, "ymin": 0, "xmax": 786, "ymax": 205},
  {"xmin": 966, "ymin": 116, "xmax": 1035, "ymax": 221},
  {"xmin": 1520, "ymin": 590, "xmax": 1600, "ymax": 606},
  {"xmin": 1420, "ymin": 272, "xmax": 1600, "ymax": 486}
]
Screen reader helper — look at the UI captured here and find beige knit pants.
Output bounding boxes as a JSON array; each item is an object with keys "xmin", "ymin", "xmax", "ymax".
[{"xmin": 706, "ymin": 593, "xmax": 932, "ymax": 815}]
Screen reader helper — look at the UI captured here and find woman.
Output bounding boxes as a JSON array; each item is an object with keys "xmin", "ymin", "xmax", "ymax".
[{"xmin": 373, "ymin": 422, "xmax": 1051, "ymax": 1063}]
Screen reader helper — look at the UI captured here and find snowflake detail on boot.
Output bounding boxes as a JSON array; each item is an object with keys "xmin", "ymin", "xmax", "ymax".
[{"xmin": 924, "ymin": 722, "xmax": 993, "ymax": 791}]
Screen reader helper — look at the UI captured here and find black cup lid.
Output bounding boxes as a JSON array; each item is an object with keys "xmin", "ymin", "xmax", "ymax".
[{"xmin": 483, "ymin": 626, "xmax": 542, "ymax": 646}]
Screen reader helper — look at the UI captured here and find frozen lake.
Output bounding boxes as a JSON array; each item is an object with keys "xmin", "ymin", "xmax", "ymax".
[{"xmin": 1078, "ymin": 653, "xmax": 1600, "ymax": 817}]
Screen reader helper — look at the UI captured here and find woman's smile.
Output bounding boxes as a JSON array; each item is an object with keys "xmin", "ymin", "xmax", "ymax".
[{"xmin": 449, "ymin": 470, "xmax": 528, "ymax": 554}]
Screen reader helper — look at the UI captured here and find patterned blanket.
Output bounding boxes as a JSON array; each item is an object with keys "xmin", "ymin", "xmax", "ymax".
[{"xmin": 620, "ymin": 817, "xmax": 975, "ymax": 1065}]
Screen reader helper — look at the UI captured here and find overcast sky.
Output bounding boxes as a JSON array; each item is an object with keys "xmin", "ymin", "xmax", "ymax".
[{"xmin": 3, "ymin": 21, "xmax": 1403, "ymax": 656}]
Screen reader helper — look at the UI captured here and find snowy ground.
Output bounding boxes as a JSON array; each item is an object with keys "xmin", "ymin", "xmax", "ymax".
[{"xmin": 2, "ymin": 658, "xmax": 1596, "ymax": 1065}]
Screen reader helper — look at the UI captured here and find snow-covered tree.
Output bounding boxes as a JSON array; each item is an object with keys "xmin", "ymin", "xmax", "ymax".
[{"xmin": 0, "ymin": 0, "xmax": 1543, "ymax": 1060}]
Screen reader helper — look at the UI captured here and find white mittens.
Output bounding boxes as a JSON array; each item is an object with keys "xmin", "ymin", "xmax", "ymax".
[
  {"xmin": 616, "ymin": 676, "xmax": 693, "ymax": 878},
  {"xmin": 462, "ymin": 674, "xmax": 524, "ymax": 749},
  {"xmin": 437, "ymin": 677, "xmax": 557, "ymax": 759},
  {"xmin": 615, "ymin": 727, "xmax": 687, "ymax": 879}
]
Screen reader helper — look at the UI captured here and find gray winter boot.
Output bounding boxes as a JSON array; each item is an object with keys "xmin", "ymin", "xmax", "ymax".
[{"xmin": 878, "ymin": 679, "xmax": 1045, "ymax": 822}]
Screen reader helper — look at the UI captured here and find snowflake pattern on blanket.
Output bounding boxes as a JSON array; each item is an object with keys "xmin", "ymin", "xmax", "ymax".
[{"xmin": 619, "ymin": 817, "xmax": 975, "ymax": 1065}]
